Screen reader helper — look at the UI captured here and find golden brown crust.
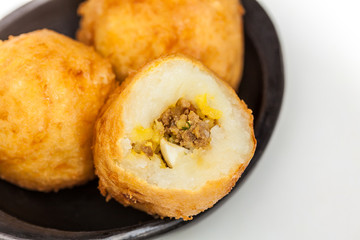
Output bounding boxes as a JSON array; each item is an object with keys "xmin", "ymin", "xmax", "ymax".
[
  {"xmin": 0, "ymin": 29, "xmax": 117, "ymax": 192},
  {"xmin": 77, "ymin": 0, "xmax": 244, "ymax": 88},
  {"xmin": 94, "ymin": 55, "xmax": 256, "ymax": 219}
]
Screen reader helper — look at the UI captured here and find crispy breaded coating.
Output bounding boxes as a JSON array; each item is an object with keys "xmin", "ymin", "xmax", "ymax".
[
  {"xmin": 0, "ymin": 29, "xmax": 116, "ymax": 192},
  {"xmin": 77, "ymin": 0, "xmax": 244, "ymax": 89}
]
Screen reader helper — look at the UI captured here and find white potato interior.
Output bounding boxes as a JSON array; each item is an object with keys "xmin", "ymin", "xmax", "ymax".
[{"xmin": 117, "ymin": 58, "xmax": 253, "ymax": 190}]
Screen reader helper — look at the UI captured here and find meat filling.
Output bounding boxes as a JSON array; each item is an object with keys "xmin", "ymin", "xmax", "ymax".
[
  {"xmin": 131, "ymin": 98, "xmax": 217, "ymax": 160},
  {"xmin": 132, "ymin": 142, "xmax": 154, "ymax": 157},
  {"xmin": 158, "ymin": 98, "xmax": 215, "ymax": 150}
]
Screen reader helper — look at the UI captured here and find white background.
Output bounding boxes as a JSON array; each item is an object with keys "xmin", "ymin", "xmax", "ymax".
[{"xmin": 1, "ymin": 0, "xmax": 359, "ymax": 239}]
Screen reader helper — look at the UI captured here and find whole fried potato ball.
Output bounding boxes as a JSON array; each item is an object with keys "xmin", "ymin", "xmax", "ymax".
[
  {"xmin": 0, "ymin": 29, "xmax": 116, "ymax": 192},
  {"xmin": 77, "ymin": 0, "xmax": 244, "ymax": 89}
]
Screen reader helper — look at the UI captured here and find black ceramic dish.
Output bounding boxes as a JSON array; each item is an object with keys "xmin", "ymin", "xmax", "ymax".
[{"xmin": 0, "ymin": 0, "xmax": 284, "ymax": 239}]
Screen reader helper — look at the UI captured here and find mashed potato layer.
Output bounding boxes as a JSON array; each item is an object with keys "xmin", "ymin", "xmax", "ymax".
[{"xmin": 116, "ymin": 57, "xmax": 253, "ymax": 190}]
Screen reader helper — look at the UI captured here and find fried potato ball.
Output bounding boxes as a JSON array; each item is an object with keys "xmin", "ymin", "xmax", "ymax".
[
  {"xmin": 0, "ymin": 29, "xmax": 116, "ymax": 192},
  {"xmin": 94, "ymin": 55, "xmax": 256, "ymax": 220},
  {"xmin": 77, "ymin": 0, "xmax": 244, "ymax": 89}
]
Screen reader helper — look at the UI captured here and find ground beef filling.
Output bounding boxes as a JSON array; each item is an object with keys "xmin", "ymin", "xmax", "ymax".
[
  {"xmin": 158, "ymin": 98, "xmax": 214, "ymax": 150},
  {"xmin": 131, "ymin": 98, "xmax": 216, "ymax": 159},
  {"xmin": 132, "ymin": 143, "xmax": 154, "ymax": 157}
]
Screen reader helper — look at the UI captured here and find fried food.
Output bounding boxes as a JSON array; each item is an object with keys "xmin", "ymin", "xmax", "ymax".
[
  {"xmin": 0, "ymin": 29, "xmax": 116, "ymax": 192},
  {"xmin": 94, "ymin": 55, "xmax": 256, "ymax": 220},
  {"xmin": 77, "ymin": 0, "xmax": 244, "ymax": 89}
]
